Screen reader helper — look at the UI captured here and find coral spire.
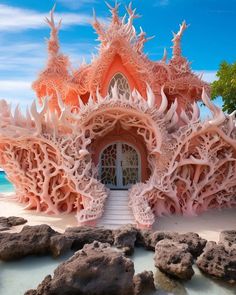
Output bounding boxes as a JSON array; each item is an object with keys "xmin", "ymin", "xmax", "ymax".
[
  {"xmin": 106, "ymin": 1, "xmax": 121, "ymax": 24},
  {"xmin": 45, "ymin": 4, "xmax": 62, "ymax": 57},
  {"xmin": 92, "ymin": 8, "xmax": 106, "ymax": 44},
  {"xmin": 172, "ymin": 20, "xmax": 188, "ymax": 58},
  {"xmin": 136, "ymin": 26, "xmax": 155, "ymax": 53}
]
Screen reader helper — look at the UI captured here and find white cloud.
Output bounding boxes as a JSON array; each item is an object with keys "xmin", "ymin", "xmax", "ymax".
[
  {"xmin": 0, "ymin": 4, "xmax": 105, "ymax": 32},
  {"xmin": 194, "ymin": 70, "xmax": 218, "ymax": 83},
  {"xmin": 58, "ymin": 0, "xmax": 98, "ymax": 10},
  {"xmin": 0, "ymin": 79, "xmax": 34, "ymax": 113},
  {"xmin": 0, "ymin": 80, "xmax": 31, "ymax": 91}
]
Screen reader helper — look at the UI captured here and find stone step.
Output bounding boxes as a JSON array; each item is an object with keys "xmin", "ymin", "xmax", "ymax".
[
  {"xmin": 104, "ymin": 203, "xmax": 130, "ymax": 209},
  {"xmin": 109, "ymin": 191, "xmax": 129, "ymax": 196},
  {"xmin": 99, "ymin": 219, "xmax": 135, "ymax": 227},
  {"xmin": 102, "ymin": 208, "xmax": 132, "ymax": 214},
  {"xmin": 99, "ymin": 190, "xmax": 135, "ymax": 228}
]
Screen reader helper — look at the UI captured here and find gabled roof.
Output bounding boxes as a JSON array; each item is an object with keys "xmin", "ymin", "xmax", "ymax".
[{"xmin": 32, "ymin": 3, "xmax": 209, "ymax": 111}]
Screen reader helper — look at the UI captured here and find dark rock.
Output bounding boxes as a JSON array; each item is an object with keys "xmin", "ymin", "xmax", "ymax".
[
  {"xmin": 0, "ymin": 216, "xmax": 27, "ymax": 231},
  {"xmin": 196, "ymin": 241, "xmax": 236, "ymax": 283},
  {"xmin": 0, "ymin": 225, "xmax": 114, "ymax": 261},
  {"xmin": 152, "ymin": 231, "xmax": 207, "ymax": 257},
  {"xmin": 135, "ymin": 230, "xmax": 206, "ymax": 257},
  {"xmin": 219, "ymin": 230, "xmax": 236, "ymax": 248},
  {"xmin": 135, "ymin": 229, "xmax": 154, "ymax": 250},
  {"xmin": 0, "ymin": 224, "xmax": 68, "ymax": 260},
  {"xmin": 154, "ymin": 239, "xmax": 194, "ymax": 280},
  {"xmin": 25, "ymin": 275, "xmax": 52, "ymax": 295},
  {"xmin": 113, "ymin": 224, "xmax": 138, "ymax": 255},
  {"xmin": 7, "ymin": 216, "xmax": 27, "ymax": 226},
  {"xmin": 25, "ymin": 241, "xmax": 135, "ymax": 295},
  {"xmin": 133, "ymin": 271, "xmax": 156, "ymax": 295},
  {"xmin": 65, "ymin": 226, "xmax": 114, "ymax": 250},
  {"xmin": 50, "ymin": 235, "xmax": 73, "ymax": 257},
  {"xmin": 0, "ymin": 224, "xmax": 10, "ymax": 232}
]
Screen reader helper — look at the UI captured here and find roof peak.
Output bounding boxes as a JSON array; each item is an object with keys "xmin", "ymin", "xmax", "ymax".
[{"xmin": 92, "ymin": 2, "xmax": 153, "ymax": 54}]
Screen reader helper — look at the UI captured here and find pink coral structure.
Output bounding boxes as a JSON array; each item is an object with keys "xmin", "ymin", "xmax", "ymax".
[{"xmin": 0, "ymin": 3, "xmax": 235, "ymax": 227}]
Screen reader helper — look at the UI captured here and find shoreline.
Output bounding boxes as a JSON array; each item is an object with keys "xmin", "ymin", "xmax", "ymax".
[{"xmin": 0, "ymin": 192, "xmax": 236, "ymax": 242}]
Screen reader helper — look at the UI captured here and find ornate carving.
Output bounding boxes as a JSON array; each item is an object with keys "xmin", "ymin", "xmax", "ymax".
[{"xmin": 0, "ymin": 87, "xmax": 235, "ymax": 227}]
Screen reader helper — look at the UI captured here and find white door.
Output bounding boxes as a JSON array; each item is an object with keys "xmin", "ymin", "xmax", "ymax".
[{"xmin": 99, "ymin": 142, "xmax": 141, "ymax": 189}]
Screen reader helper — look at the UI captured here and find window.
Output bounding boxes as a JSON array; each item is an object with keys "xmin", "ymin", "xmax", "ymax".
[{"xmin": 108, "ymin": 73, "xmax": 130, "ymax": 99}]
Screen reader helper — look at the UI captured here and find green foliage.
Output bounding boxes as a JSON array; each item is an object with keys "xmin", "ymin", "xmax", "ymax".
[{"xmin": 211, "ymin": 61, "xmax": 236, "ymax": 114}]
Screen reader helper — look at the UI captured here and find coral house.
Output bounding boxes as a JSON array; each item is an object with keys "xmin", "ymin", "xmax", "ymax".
[{"xmin": 0, "ymin": 3, "xmax": 235, "ymax": 228}]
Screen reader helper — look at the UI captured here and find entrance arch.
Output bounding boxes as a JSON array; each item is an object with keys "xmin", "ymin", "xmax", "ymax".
[{"xmin": 99, "ymin": 142, "xmax": 141, "ymax": 189}]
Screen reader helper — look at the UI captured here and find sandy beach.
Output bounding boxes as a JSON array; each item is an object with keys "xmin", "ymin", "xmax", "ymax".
[{"xmin": 1, "ymin": 192, "xmax": 235, "ymax": 242}]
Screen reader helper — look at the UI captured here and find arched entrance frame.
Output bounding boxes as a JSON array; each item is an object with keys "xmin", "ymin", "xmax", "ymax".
[
  {"xmin": 98, "ymin": 141, "xmax": 141, "ymax": 189},
  {"xmin": 81, "ymin": 106, "xmax": 162, "ymax": 154},
  {"xmin": 91, "ymin": 126, "xmax": 150, "ymax": 183},
  {"xmin": 77, "ymin": 100, "xmax": 164, "ymax": 226}
]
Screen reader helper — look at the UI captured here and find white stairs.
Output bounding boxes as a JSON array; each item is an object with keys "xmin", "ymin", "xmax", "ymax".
[{"xmin": 99, "ymin": 190, "xmax": 136, "ymax": 228}]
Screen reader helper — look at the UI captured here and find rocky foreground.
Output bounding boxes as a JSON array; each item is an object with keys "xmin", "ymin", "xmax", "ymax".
[{"xmin": 0, "ymin": 218, "xmax": 235, "ymax": 294}]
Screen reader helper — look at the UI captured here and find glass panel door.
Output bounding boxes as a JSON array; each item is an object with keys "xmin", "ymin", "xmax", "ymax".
[
  {"xmin": 121, "ymin": 143, "xmax": 140, "ymax": 188},
  {"xmin": 99, "ymin": 142, "xmax": 140, "ymax": 189},
  {"xmin": 100, "ymin": 143, "xmax": 117, "ymax": 188}
]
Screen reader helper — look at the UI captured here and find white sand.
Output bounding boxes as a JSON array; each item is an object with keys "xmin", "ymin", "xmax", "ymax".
[{"xmin": 0, "ymin": 192, "xmax": 235, "ymax": 242}]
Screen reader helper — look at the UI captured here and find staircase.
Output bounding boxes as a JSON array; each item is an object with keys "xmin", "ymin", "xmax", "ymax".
[{"xmin": 98, "ymin": 190, "xmax": 136, "ymax": 228}]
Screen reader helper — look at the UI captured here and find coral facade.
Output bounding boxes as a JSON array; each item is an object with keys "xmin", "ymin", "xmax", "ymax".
[{"xmin": 0, "ymin": 4, "xmax": 235, "ymax": 227}]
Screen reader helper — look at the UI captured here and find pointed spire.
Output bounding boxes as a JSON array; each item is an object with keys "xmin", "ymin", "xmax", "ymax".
[
  {"xmin": 172, "ymin": 20, "xmax": 189, "ymax": 58},
  {"xmin": 106, "ymin": 1, "xmax": 120, "ymax": 24},
  {"xmin": 45, "ymin": 5, "xmax": 62, "ymax": 57},
  {"xmin": 92, "ymin": 8, "xmax": 106, "ymax": 43},
  {"xmin": 136, "ymin": 26, "xmax": 155, "ymax": 53}
]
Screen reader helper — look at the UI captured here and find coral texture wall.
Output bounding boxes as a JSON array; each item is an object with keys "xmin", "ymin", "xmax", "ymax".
[{"xmin": 0, "ymin": 4, "xmax": 235, "ymax": 227}]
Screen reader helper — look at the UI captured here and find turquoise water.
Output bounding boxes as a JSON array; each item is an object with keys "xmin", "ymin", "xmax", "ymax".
[
  {"xmin": 0, "ymin": 171, "xmax": 14, "ymax": 193},
  {"xmin": 0, "ymin": 248, "xmax": 235, "ymax": 295}
]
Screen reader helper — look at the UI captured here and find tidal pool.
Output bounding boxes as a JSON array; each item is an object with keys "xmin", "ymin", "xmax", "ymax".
[{"xmin": 0, "ymin": 247, "xmax": 235, "ymax": 295}]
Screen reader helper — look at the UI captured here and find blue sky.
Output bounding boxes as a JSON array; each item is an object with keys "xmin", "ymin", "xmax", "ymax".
[{"xmin": 0, "ymin": 0, "xmax": 235, "ymax": 118}]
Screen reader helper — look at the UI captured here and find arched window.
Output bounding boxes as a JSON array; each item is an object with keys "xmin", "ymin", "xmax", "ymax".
[{"xmin": 108, "ymin": 73, "xmax": 130, "ymax": 99}]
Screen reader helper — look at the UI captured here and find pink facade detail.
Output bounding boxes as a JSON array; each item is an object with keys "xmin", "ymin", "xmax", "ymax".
[{"xmin": 0, "ymin": 4, "xmax": 235, "ymax": 227}]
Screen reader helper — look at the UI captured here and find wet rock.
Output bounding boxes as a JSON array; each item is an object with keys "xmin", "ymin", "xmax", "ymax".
[
  {"xmin": 25, "ymin": 275, "xmax": 52, "ymax": 295},
  {"xmin": 65, "ymin": 226, "xmax": 114, "ymax": 250},
  {"xmin": 152, "ymin": 231, "xmax": 207, "ymax": 257},
  {"xmin": 0, "ymin": 224, "xmax": 10, "ymax": 232},
  {"xmin": 154, "ymin": 239, "xmax": 194, "ymax": 280},
  {"xmin": 154, "ymin": 269, "xmax": 187, "ymax": 295},
  {"xmin": 135, "ymin": 229, "xmax": 154, "ymax": 250},
  {"xmin": 0, "ymin": 216, "xmax": 27, "ymax": 231},
  {"xmin": 133, "ymin": 271, "xmax": 156, "ymax": 295},
  {"xmin": 135, "ymin": 230, "xmax": 206, "ymax": 257},
  {"xmin": 113, "ymin": 224, "xmax": 138, "ymax": 255},
  {"xmin": 6, "ymin": 216, "xmax": 27, "ymax": 226},
  {"xmin": 219, "ymin": 230, "xmax": 236, "ymax": 248},
  {"xmin": 196, "ymin": 241, "xmax": 236, "ymax": 283},
  {"xmin": 0, "ymin": 224, "xmax": 69, "ymax": 260},
  {"xmin": 50, "ymin": 235, "xmax": 73, "ymax": 257},
  {"xmin": 25, "ymin": 241, "xmax": 135, "ymax": 295}
]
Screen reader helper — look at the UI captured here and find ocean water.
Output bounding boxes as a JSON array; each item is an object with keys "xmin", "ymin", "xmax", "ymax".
[
  {"xmin": 0, "ymin": 171, "xmax": 14, "ymax": 193},
  {"xmin": 0, "ymin": 248, "xmax": 235, "ymax": 295}
]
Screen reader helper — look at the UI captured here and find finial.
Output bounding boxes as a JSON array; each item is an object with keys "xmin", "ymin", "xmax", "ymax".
[
  {"xmin": 135, "ymin": 26, "xmax": 154, "ymax": 53},
  {"xmin": 172, "ymin": 20, "xmax": 189, "ymax": 58},
  {"xmin": 45, "ymin": 5, "xmax": 62, "ymax": 56},
  {"xmin": 126, "ymin": 2, "xmax": 141, "ymax": 19},
  {"xmin": 105, "ymin": 1, "xmax": 120, "ymax": 24}
]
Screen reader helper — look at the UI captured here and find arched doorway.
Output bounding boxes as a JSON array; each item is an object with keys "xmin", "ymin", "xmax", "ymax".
[{"xmin": 99, "ymin": 142, "xmax": 141, "ymax": 189}]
